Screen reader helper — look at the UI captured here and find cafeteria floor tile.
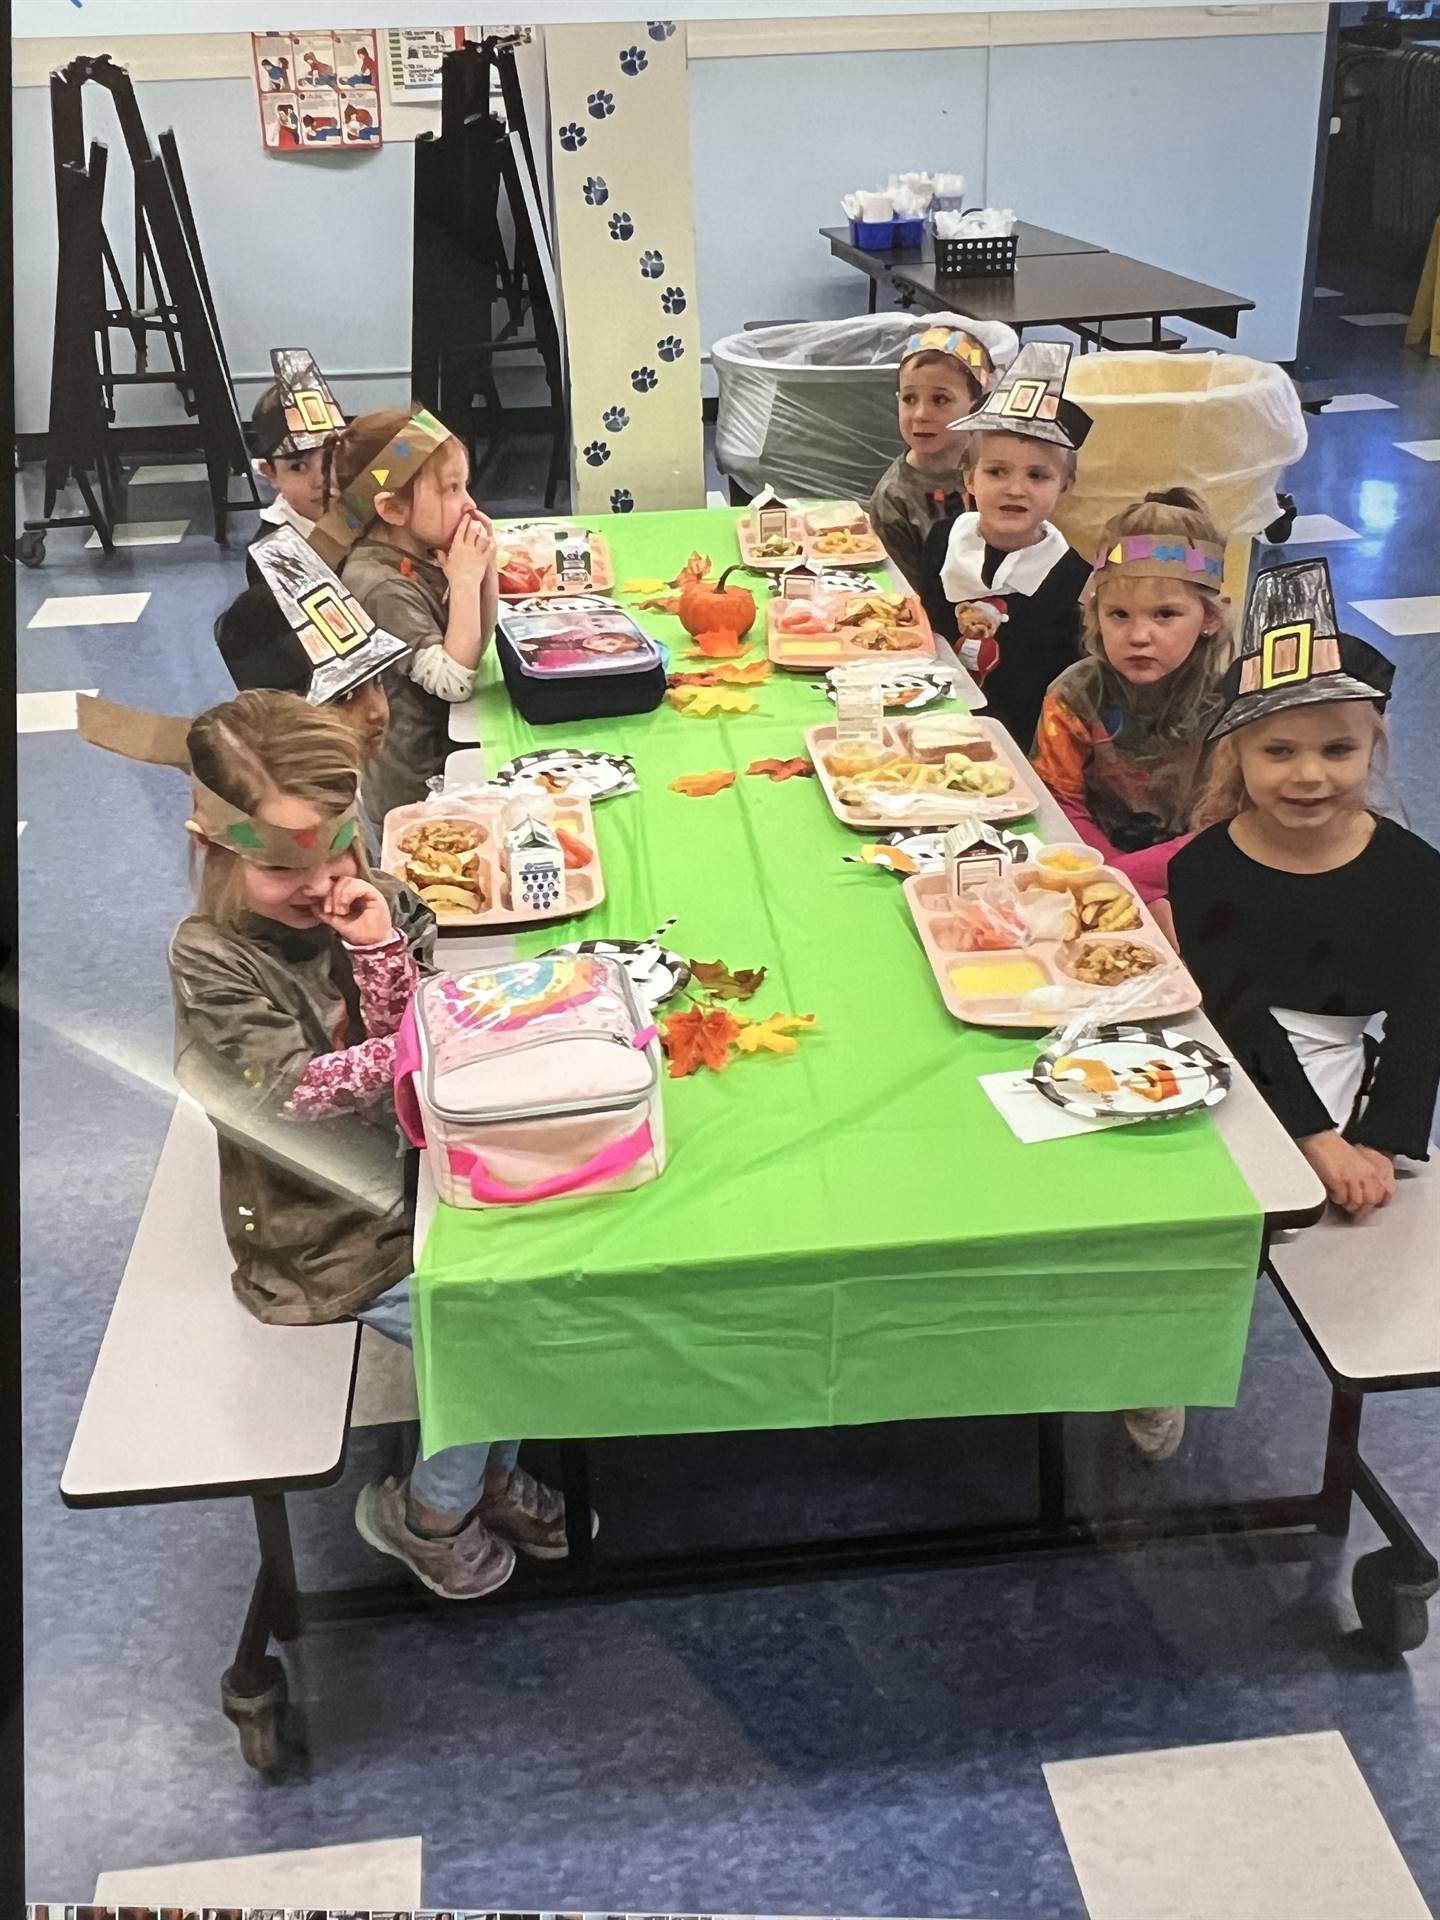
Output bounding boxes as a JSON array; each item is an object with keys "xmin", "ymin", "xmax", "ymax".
[
  {"xmin": 1338, "ymin": 312, "xmax": 1413, "ymax": 328},
  {"xmin": 92, "ymin": 1836, "xmax": 424, "ymax": 1906},
  {"xmin": 1284, "ymin": 512, "xmax": 1361, "ymax": 543},
  {"xmin": 1350, "ymin": 595, "xmax": 1440, "ymax": 637},
  {"xmin": 84, "ymin": 519, "xmax": 190, "ymax": 549},
  {"xmin": 1319, "ymin": 392, "xmax": 1399, "ymax": 412},
  {"xmin": 25, "ymin": 591, "xmax": 152, "ymax": 628},
  {"xmin": 16, "ymin": 688, "xmax": 98, "ymax": 733}
]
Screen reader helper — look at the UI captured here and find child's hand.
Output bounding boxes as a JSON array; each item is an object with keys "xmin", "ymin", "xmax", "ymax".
[
  {"xmin": 1299, "ymin": 1130, "xmax": 1394, "ymax": 1221},
  {"xmin": 443, "ymin": 513, "xmax": 494, "ymax": 594},
  {"xmin": 317, "ymin": 875, "xmax": 395, "ymax": 948}
]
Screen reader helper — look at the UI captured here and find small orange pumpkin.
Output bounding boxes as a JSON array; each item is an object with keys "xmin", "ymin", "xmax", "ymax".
[{"xmin": 675, "ymin": 555, "xmax": 756, "ymax": 640}]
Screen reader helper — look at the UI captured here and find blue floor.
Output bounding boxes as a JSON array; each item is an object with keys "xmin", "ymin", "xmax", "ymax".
[{"xmin": 18, "ymin": 291, "xmax": 1440, "ymax": 1911}]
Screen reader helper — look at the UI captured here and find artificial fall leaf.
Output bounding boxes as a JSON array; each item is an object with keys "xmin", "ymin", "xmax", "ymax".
[
  {"xmin": 746, "ymin": 756, "xmax": 815, "ymax": 782},
  {"xmin": 688, "ymin": 629, "xmax": 748, "ymax": 659},
  {"xmin": 669, "ymin": 770, "xmax": 736, "ymax": 797},
  {"xmin": 668, "ymin": 661, "xmax": 771, "ymax": 690},
  {"xmin": 620, "ymin": 576, "xmax": 669, "ymax": 594},
  {"xmin": 690, "ymin": 959, "xmax": 768, "ymax": 1001},
  {"xmin": 661, "ymin": 1004, "xmax": 743, "ymax": 1078},
  {"xmin": 674, "ymin": 687, "xmax": 758, "ymax": 718},
  {"xmin": 732, "ymin": 1012, "xmax": 817, "ymax": 1056}
]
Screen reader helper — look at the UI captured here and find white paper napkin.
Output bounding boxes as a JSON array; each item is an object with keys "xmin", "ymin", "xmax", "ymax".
[{"xmin": 979, "ymin": 1069, "xmax": 1143, "ymax": 1144}]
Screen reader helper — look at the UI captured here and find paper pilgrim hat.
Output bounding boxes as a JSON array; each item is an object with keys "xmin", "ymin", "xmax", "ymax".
[
  {"xmin": 947, "ymin": 340, "xmax": 1092, "ymax": 450},
  {"xmin": 234, "ymin": 524, "xmax": 409, "ymax": 705},
  {"xmin": 252, "ymin": 348, "xmax": 346, "ymax": 458},
  {"xmin": 1206, "ymin": 557, "xmax": 1394, "ymax": 742}
]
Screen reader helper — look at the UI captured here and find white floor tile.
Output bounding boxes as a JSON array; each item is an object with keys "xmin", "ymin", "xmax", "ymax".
[
  {"xmin": 17, "ymin": 822, "xmax": 26, "ymax": 838},
  {"xmin": 1320, "ymin": 393, "xmax": 1399, "ymax": 414},
  {"xmin": 1044, "ymin": 1731, "xmax": 1429, "ymax": 1920},
  {"xmin": 1338, "ymin": 311, "xmax": 1412, "ymax": 327},
  {"xmin": 1395, "ymin": 438, "xmax": 1440, "ymax": 462},
  {"xmin": 1350, "ymin": 595, "xmax": 1440, "ymax": 638},
  {"xmin": 1284, "ymin": 513, "xmax": 1361, "ymax": 544},
  {"xmin": 16, "ymin": 689, "xmax": 99, "ymax": 734},
  {"xmin": 129, "ymin": 461, "xmax": 210, "ymax": 485},
  {"xmin": 94, "ymin": 1834, "xmax": 423, "ymax": 1904},
  {"xmin": 85, "ymin": 519, "xmax": 189, "ymax": 548},
  {"xmin": 1313, "ymin": 285, "xmax": 1343, "ymax": 298},
  {"xmin": 27, "ymin": 592, "xmax": 150, "ymax": 629}
]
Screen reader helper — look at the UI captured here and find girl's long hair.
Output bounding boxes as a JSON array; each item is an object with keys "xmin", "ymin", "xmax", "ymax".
[{"xmin": 186, "ymin": 690, "xmax": 367, "ymax": 928}]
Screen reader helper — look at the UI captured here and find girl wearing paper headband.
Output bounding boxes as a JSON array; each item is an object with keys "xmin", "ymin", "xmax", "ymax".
[
  {"xmin": 164, "ymin": 691, "xmax": 570, "ymax": 1598},
  {"xmin": 1029, "ymin": 489, "xmax": 1233, "ymax": 906},
  {"xmin": 1172, "ymin": 559, "xmax": 1438, "ymax": 1223},
  {"xmin": 313, "ymin": 406, "xmax": 498, "ymax": 834}
]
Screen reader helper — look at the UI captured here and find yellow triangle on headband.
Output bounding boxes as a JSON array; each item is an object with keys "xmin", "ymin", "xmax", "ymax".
[
  {"xmin": 1108, "ymin": 543, "xmax": 1124, "ymax": 564},
  {"xmin": 371, "ymin": 467, "xmax": 390, "ymax": 486}
]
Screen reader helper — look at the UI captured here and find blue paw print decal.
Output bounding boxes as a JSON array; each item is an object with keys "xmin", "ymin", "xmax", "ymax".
[
  {"xmin": 558, "ymin": 122, "xmax": 587, "ymax": 151},
  {"xmin": 608, "ymin": 212, "xmax": 634, "ymax": 241},
  {"xmin": 661, "ymin": 285, "xmax": 687, "ymax": 315},
  {"xmin": 583, "ymin": 441, "xmax": 611, "ymax": 467},
  {"xmin": 657, "ymin": 334, "xmax": 685, "ymax": 362},
  {"xmin": 619, "ymin": 45, "xmax": 649, "ymax": 75},
  {"xmin": 647, "ymin": 21, "xmax": 676, "ymax": 39},
  {"xmin": 583, "ymin": 175, "xmax": 608, "ymax": 206},
  {"xmin": 611, "ymin": 488, "xmax": 636, "ymax": 513},
  {"xmin": 603, "ymin": 406, "xmax": 630, "ymax": 432},
  {"xmin": 587, "ymin": 89, "xmax": 616, "ymax": 119},
  {"xmin": 631, "ymin": 366, "xmax": 659, "ymax": 393},
  {"xmin": 639, "ymin": 249, "xmax": 665, "ymax": 279}
]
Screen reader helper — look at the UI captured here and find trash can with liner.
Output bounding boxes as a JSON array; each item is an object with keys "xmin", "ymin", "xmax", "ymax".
[
  {"xmin": 712, "ymin": 313, "xmax": 1019, "ymax": 505},
  {"xmin": 1054, "ymin": 351, "xmax": 1309, "ymax": 609}
]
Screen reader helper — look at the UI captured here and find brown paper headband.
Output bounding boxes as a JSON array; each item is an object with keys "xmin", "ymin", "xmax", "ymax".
[
  {"xmin": 76, "ymin": 694, "xmax": 361, "ymax": 870},
  {"xmin": 309, "ymin": 407, "xmax": 454, "ymax": 568},
  {"xmin": 1090, "ymin": 533, "xmax": 1227, "ymax": 591}
]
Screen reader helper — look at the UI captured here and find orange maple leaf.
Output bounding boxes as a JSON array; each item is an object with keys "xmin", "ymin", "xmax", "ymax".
[
  {"xmin": 661, "ymin": 1005, "xmax": 743, "ymax": 1077},
  {"xmin": 688, "ymin": 629, "xmax": 748, "ymax": 659},
  {"xmin": 746, "ymin": 757, "xmax": 815, "ymax": 782},
  {"xmin": 669, "ymin": 770, "xmax": 736, "ymax": 797}
]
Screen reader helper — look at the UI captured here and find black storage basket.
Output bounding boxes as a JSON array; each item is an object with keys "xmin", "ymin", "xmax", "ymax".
[{"xmin": 933, "ymin": 232, "xmax": 1018, "ymax": 279}]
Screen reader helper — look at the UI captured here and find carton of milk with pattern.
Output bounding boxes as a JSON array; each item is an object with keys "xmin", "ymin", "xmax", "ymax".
[{"xmin": 503, "ymin": 801, "xmax": 566, "ymax": 916}]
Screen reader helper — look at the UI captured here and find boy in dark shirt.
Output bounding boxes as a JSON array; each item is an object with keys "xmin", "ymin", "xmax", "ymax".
[
  {"xmin": 917, "ymin": 341, "xmax": 1093, "ymax": 751},
  {"xmin": 250, "ymin": 347, "xmax": 347, "ymax": 540}
]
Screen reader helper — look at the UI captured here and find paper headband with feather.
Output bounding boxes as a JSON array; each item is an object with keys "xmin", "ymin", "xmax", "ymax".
[
  {"xmin": 1206, "ymin": 558, "xmax": 1394, "ymax": 743},
  {"xmin": 948, "ymin": 340, "xmax": 1092, "ymax": 450},
  {"xmin": 1091, "ymin": 532, "xmax": 1226, "ymax": 589},
  {"xmin": 76, "ymin": 695, "xmax": 361, "ymax": 869},
  {"xmin": 901, "ymin": 325, "xmax": 995, "ymax": 389},
  {"xmin": 252, "ymin": 348, "xmax": 346, "ymax": 459},
  {"xmin": 309, "ymin": 406, "xmax": 454, "ymax": 568}
]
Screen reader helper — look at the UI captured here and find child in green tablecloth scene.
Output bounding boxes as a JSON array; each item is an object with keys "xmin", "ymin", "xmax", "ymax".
[
  {"xmin": 916, "ymin": 341, "xmax": 1093, "ymax": 754},
  {"xmin": 1173, "ymin": 557, "xmax": 1437, "ymax": 1219},
  {"xmin": 312, "ymin": 405, "xmax": 499, "ymax": 839},
  {"xmin": 868, "ymin": 317, "xmax": 1018, "ymax": 591},
  {"xmin": 82, "ymin": 689, "xmax": 571, "ymax": 1602},
  {"xmin": 1030, "ymin": 489, "xmax": 1233, "ymax": 910}
]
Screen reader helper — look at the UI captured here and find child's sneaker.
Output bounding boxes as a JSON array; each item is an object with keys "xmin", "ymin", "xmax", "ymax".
[
  {"xmin": 355, "ymin": 1475, "xmax": 516, "ymax": 1599},
  {"xmin": 478, "ymin": 1464, "xmax": 579, "ymax": 1560},
  {"xmin": 1124, "ymin": 1405, "xmax": 1187, "ymax": 1463}
]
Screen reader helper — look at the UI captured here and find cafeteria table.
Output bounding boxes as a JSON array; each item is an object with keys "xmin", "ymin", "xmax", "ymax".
[
  {"xmin": 820, "ymin": 225, "xmax": 1254, "ymax": 343},
  {"xmin": 820, "ymin": 220, "xmax": 1107, "ymax": 313},
  {"xmin": 416, "ymin": 504, "xmax": 1328, "ymax": 1602}
]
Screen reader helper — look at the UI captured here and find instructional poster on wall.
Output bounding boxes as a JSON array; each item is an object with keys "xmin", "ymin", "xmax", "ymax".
[
  {"xmin": 383, "ymin": 27, "xmax": 466, "ymax": 101},
  {"xmin": 253, "ymin": 29, "xmax": 383, "ymax": 152}
]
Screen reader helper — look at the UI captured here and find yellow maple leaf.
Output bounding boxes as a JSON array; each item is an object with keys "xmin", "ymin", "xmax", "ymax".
[
  {"xmin": 732, "ymin": 1012, "xmax": 817, "ymax": 1056},
  {"xmin": 620, "ymin": 576, "xmax": 669, "ymax": 594},
  {"xmin": 670, "ymin": 686, "xmax": 758, "ymax": 718}
]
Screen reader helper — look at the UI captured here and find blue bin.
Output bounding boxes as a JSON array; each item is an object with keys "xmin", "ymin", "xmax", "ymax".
[
  {"xmin": 892, "ymin": 218, "xmax": 924, "ymax": 248},
  {"xmin": 849, "ymin": 217, "xmax": 895, "ymax": 252}
]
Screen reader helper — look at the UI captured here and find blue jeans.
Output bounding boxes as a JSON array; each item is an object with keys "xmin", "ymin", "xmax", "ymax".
[{"xmin": 356, "ymin": 1274, "xmax": 520, "ymax": 1523}]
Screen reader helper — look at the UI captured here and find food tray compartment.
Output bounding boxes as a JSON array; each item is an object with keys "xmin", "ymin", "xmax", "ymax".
[
  {"xmin": 769, "ymin": 590, "xmax": 936, "ymax": 670},
  {"xmin": 495, "ymin": 526, "xmax": 616, "ymax": 600},
  {"xmin": 736, "ymin": 509, "xmax": 888, "ymax": 571},
  {"xmin": 806, "ymin": 716, "xmax": 1039, "ymax": 828},
  {"xmin": 902, "ymin": 866, "xmax": 1201, "ymax": 1027},
  {"xmin": 736, "ymin": 514, "xmax": 806, "ymax": 571},
  {"xmin": 380, "ymin": 792, "xmax": 605, "ymax": 929}
]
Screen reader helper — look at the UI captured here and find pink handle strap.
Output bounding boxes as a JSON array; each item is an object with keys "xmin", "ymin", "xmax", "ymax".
[
  {"xmin": 448, "ymin": 1120, "xmax": 653, "ymax": 1206},
  {"xmin": 392, "ymin": 1000, "xmax": 427, "ymax": 1148}
]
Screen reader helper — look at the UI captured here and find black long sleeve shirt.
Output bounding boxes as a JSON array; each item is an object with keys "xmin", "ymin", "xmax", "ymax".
[{"xmin": 1169, "ymin": 818, "xmax": 1440, "ymax": 1159}]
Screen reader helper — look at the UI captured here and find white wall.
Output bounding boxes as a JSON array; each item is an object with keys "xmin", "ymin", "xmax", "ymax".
[{"xmin": 688, "ymin": 21, "xmax": 1327, "ymax": 374}]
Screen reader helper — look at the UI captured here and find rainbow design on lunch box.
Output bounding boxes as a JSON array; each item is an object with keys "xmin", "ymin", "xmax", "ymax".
[{"xmin": 438, "ymin": 958, "xmax": 602, "ymax": 1035}]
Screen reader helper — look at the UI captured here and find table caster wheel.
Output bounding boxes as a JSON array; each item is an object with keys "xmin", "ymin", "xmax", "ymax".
[
  {"xmin": 222, "ymin": 1654, "xmax": 288, "ymax": 1771},
  {"xmin": 1352, "ymin": 1547, "xmax": 1436, "ymax": 1656},
  {"xmin": 1264, "ymin": 492, "xmax": 1297, "ymax": 545},
  {"xmin": 17, "ymin": 530, "xmax": 46, "ymax": 568}
]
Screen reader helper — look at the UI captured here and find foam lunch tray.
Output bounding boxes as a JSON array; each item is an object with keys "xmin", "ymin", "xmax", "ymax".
[
  {"xmin": 736, "ymin": 506, "xmax": 888, "ymax": 571},
  {"xmin": 380, "ymin": 792, "xmax": 605, "ymax": 929},
  {"xmin": 902, "ymin": 865, "xmax": 1201, "ymax": 1028},
  {"xmin": 769, "ymin": 591, "xmax": 937, "ymax": 671},
  {"xmin": 806, "ymin": 716, "xmax": 1040, "ymax": 829},
  {"xmin": 495, "ymin": 525, "xmax": 616, "ymax": 600}
]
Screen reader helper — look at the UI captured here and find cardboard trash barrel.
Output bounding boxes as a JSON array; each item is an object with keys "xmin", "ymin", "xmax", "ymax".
[
  {"xmin": 712, "ymin": 313, "xmax": 1019, "ymax": 505},
  {"xmin": 1054, "ymin": 351, "xmax": 1308, "ymax": 609}
]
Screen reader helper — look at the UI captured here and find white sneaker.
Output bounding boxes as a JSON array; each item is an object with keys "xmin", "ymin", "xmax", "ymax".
[{"xmin": 1124, "ymin": 1405, "xmax": 1187, "ymax": 1463}]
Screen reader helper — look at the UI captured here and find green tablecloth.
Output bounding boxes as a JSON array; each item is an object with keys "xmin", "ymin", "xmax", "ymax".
[{"xmin": 413, "ymin": 507, "xmax": 1262, "ymax": 1452}]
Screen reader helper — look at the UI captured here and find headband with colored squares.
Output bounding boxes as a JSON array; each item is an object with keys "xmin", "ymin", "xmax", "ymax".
[
  {"xmin": 309, "ymin": 407, "xmax": 454, "ymax": 567},
  {"xmin": 902, "ymin": 327, "xmax": 994, "ymax": 386},
  {"xmin": 1091, "ymin": 534, "xmax": 1226, "ymax": 589},
  {"xmin": 188, "ymin": 781, "xmax": 362, "ymax": 869}
]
